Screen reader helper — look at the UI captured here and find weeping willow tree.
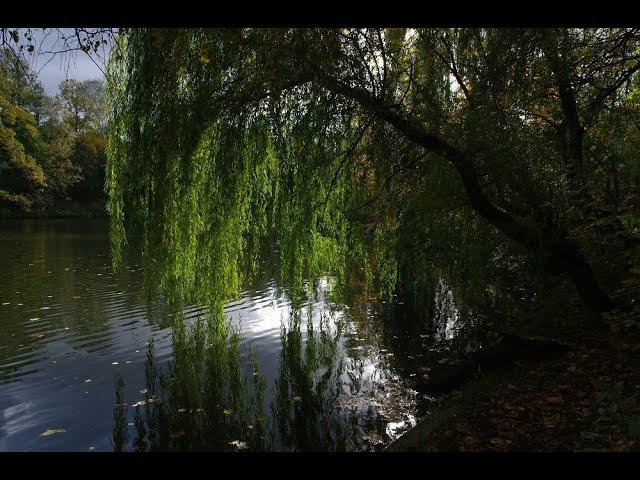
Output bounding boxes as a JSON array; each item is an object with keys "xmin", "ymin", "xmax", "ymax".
[{"xmin": 106, "ymin": 28, "xmax": 640, "ymax": 316}]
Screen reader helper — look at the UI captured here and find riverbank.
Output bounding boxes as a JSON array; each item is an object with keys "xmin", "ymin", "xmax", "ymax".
[
  {"xmin": 388, "ymin": 325, "xmax": 640, "ymax": 452},
  {"xmin": 0, "ymin": 199, "xmax": 107, "ymax": 219}
]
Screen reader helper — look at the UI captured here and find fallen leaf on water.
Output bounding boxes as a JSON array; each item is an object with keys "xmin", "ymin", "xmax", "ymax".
[
  {"xmin": 438, "ymin": 358, "xmax": 450, "ymax": 364},
  {"xmin": 111, "ymin": 362, "xmax": 119, "ymax": 365},
  {"xmin": 131, "ymin": 400, "xmax": 146, "ymax": 407},
  {"xmin": 40, "ymin": 428, "xmax": 66, "ymax": 437},
  {"xmin": 177, "ymin": 408, "xmax": 186, "ymax": 413},
  {"xmin": 293, "ymin": 396, "xmax": 302, "ymax": 402},
  {"xmin": 169, "ymin": 431, "xmax": 185, "ymax": 439},
  {"xmin": 223, "ymin": 409, "xmax": 233, "ymax": 415},
  {"xmin": 363, "ymin": 432, "xmax": 382, "ymax": 444},
  {"xmin": 229, "ymin": 440, "xmax": 248, "ymax": 450},
  {"xmin": 64, "ymin": 268, "xmax": 70, "ymax": 271},
  {"xmin": 29, "ymin": 317, "xmax": 40, "ymax": 321},
  {"xmin": 30, "ymin": 333, "xmax": 45, "ymax": 339},
  {"xmin": 84, "ymin": 379, "xmax": 91, "ymax": 383},
  {"xmin": 139, "ymin": 388, "xmax": 148, "ymax": 395},
  {"xmin": 40, "ymin": 306, "xmax": 50, "ymax": 310}
]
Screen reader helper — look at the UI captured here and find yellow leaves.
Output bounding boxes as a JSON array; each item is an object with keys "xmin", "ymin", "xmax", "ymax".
[
  {"xmin": 40, "ymin": 428, "xmax": 66, "ymax": 437},
  {"xmin": 223, "ymin": 409, "xmax": 233, "ymax": 415},
  {"xmin": 29, "ymin": 333, "xmax": 44, "ymax": 339}
]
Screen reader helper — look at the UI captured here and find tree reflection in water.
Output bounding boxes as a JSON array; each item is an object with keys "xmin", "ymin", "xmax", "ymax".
[
  {"xmin": 112, "ymin": 307, "xmax": 266, "ymax": 452},
  {"xmin": 111, "ymin": 274, "xmax": 490, "ymax": 452}
]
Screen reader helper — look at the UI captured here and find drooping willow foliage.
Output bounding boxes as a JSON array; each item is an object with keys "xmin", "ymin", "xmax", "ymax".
[
  {"xmin": 106, "ymin": 30, "xmax": 358, "ymax": 309},
  {"xmin": 106, "ymin": 28, "xmax": 640, "ymax": 315}
]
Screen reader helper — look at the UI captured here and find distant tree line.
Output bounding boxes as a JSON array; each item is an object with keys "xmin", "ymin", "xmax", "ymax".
[{"xmin": 0, "ymin": 48, "xmax": 107, "ymax": 215}]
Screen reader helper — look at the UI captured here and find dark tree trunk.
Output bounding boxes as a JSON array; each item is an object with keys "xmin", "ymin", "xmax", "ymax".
[{"xmin": 318, "ymin": 74, "xmax": 615, "ymax": 313}]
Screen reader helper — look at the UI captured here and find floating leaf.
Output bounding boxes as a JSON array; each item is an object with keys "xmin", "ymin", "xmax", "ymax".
[
  {"xmin": 228, "ymin": 440, "xmax": 248, "ymax": 450},
  {"xmin": 40, "ymin": 428, "xmax": 66, "ymax": 437},
  {"xmin": 223, "ymin": 409, "xmax": 233, "ymax": 415},
  {"xmin": 169, "ymin": 431, "xmax": 185, "ymax": 439}
]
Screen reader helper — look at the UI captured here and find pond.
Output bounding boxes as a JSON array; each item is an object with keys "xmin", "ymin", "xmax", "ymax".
[{"xmin": 0, "ymin": 219, "xmax": 477, "ymax": 452}]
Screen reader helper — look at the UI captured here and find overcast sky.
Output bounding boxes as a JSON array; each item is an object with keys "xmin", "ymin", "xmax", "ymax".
[{"xmin": 22, "ymin": 28, "xmax": 108, "ymax": 95}]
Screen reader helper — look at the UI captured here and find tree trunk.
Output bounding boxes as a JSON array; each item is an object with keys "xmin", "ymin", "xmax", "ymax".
[{"xmin": 318, "ymin": 74, "xmax": 615, "ymax": 313}]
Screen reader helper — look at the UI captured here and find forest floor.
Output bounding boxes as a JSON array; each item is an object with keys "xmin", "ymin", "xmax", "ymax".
[{"xmin": 390, "ymin": 325, "xmax": 640, "ymax": 452}]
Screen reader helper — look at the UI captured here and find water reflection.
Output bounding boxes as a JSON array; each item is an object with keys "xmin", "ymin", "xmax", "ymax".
[
  {"xmin": 112, "ymin": 313, "xmax": 266, "ymax": 452},
  {"xmin": 0, "ymin": 219, "xmax": 487, "ymax": 452}
]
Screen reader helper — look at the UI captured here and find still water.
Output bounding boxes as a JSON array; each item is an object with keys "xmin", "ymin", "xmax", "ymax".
[{"xmin": 0, "ymin": 219, "xmax": 470, "ymax": 452}]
